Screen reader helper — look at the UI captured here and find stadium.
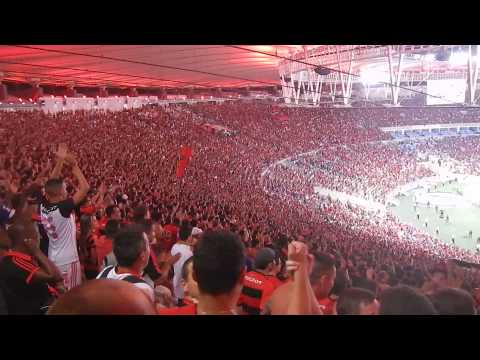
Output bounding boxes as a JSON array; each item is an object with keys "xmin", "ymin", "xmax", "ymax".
[{"xmin": 1, "ymin": 45, "xmax": 480, "ymax": 315}]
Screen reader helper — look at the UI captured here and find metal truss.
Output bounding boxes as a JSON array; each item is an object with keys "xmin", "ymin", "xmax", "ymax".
[
  {"xmin": 278, "ymin": 45, "xmax": 460, "ymax": 75},
  {"xmin": 278, "ymin": 45, "xmax": 480, "ymax": 105},
  {"xmin": 467, "ymin": 45, "xmax": 479, "ymax": 105}
]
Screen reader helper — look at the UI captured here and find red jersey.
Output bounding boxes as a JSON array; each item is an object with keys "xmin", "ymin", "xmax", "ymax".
[
  {"xmin": 317, "ymin": 297, "xmax": 336, "ymax": 315},
  {"xmin": 238, "ymin": 271, "xmax": 281, "ymax": 315},
  {"xmin": 92, "ymin": 218, "xmax": 107, "ymax": 237},
  {"xmin": 163, "ymin": 224, "xmax": 178, "ymax": 250},
  {"xmin": 94, "ymin": 234, "xmax": 113, "ymax": 268},
  {"xmin": 164, "ymin": 224, "xmax": 178, "ymax": 238},
  {"xmin": 97, "ymin": 216, "xmax": 108, "ymax": 229},
  {"xmin": 80, "ymin": 205, "xmax": 96, "ymax": 216}
]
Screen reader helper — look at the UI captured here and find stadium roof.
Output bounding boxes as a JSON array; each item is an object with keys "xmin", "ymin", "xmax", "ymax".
[
  {"xmin": 0, "ymin": 45, "xmax": 474, "ymax": 90},
  {"xmin": 0, "ymin": 45, "xmax": 305, "ymax": 89}
]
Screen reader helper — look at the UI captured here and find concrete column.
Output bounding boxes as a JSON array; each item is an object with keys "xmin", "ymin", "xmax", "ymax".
[{"xmin": 0, "ymin": 83, "xmax": 7, "ymax": 101}]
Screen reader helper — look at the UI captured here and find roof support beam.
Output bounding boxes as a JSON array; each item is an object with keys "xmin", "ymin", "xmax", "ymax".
[
  {"xmin": 467, "ymin": 45, "xmax": 479, "ymax": 105},
  {"xmin": 336, "ymin": 46, "xmax": 355, "ymax": 105},
  {"xmin": 387, "ymin": 45, "xmax": 404, "ymax": 105}
]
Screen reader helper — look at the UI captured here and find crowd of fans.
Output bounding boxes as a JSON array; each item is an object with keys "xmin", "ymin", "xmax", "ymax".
[
  {"xmin": 1, "ymin": 102, "xmax": 480, "ymax": 315},
  {"xmin": 264, "ymin": 142, "xmax": 435, "ymax": 203}
]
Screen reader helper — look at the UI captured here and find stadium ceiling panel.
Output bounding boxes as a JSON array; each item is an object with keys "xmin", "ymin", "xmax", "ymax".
[
  {"xmin": 0, "ymin": 45, "xmax": 305, "ymax": 89},
  {"xmin": 0, "ymin": 45, "xmax": 473, "ymax": 90}
]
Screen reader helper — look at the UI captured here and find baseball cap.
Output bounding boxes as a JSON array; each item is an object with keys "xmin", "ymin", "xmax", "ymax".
[
  {"xmin": 191, "ymin": 227, "xmax": 203, "ymax": 237},
  {"xmin": 254, "ymin": 247, "xmax": 277, "ymax": 270}
]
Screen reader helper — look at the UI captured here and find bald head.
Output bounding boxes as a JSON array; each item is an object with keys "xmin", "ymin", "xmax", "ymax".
[
  {"xmin": 47, "ymin": 279, "xmax": 157, "ymax": 315},
  {"xmin": 7, "ymin": 220, "xmax": 38, "ymax": 248}
]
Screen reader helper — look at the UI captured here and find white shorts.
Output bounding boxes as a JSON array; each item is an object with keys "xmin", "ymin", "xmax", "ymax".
[{"xmin": 57, "ymin": 261, "xmax": 82, "ymax": 291}]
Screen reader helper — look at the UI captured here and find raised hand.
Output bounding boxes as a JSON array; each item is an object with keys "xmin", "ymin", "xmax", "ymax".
[
  {"xmin": 98, "ymin": 182, "xmax": 107, "ymax": 194},
  {"xmin": 64, "ymin": 153, "xmax": 78, "ymax": 168},
  {"xmin": 366, "ymin": 267, "xmax": 375, "ymax": 281},
  {"xmin": 56, "ymin": 143, "xmax": 68, "ymax": 160},
  {"xmin": 286, "ymin": 241, "xmax": 309, "ymax": 273}
]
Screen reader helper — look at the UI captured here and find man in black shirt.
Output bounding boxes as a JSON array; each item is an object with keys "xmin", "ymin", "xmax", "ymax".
[{"xmin": 0, "ymin": 222, "xmax": 62, "ymax": 314}]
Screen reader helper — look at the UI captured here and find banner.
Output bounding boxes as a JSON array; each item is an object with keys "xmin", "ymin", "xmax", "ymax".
[{"xmin": 273, "ymin": 114, "xmax": 289, "ymax": 121}]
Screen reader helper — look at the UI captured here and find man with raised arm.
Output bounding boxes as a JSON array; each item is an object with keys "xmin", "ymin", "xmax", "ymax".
[{"xmin": 40, "ymin": 144, "xmax": 90, "ymax": 291}]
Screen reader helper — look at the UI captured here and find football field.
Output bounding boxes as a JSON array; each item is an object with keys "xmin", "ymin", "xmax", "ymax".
[{"xmin": 390, "ymin": 180, "xmax": 480, "ymax": 252}]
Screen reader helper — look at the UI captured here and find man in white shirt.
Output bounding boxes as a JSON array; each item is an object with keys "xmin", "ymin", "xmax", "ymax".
[
  {"xmin": 40, "ymin": 144, "xmax": 90, "ymax": 291},
  {"xmin": 170, "ymin": 221, "xmax": 193, "ymax": 304},
  {"xmin": 97, "ymin": 225, "xmax": 154, "ymax": 303}
]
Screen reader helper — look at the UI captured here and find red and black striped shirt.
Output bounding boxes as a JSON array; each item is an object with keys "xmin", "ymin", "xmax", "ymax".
[
  {"xmin": 238, "ymin": 271, "xmax": 282, "ymax": 315},
  {"xmin": 0, "ymin": 251, "xmax": 53, "ymax": 314}
]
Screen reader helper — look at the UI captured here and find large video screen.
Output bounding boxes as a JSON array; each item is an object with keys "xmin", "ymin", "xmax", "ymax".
[{"xmin": 426, "ymin": 79, "xmax": 466, "ymax": 105}]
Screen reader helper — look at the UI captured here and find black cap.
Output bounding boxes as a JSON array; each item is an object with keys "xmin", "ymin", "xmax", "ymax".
[{"xmin": 254, "ymin": 248, "xmax": 277, "ymax": 270}]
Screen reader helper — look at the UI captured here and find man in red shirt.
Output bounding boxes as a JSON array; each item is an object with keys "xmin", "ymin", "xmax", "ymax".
[
  {"xmin": 163, "ymin": 218, "xmax": 180, "ymax": 252},
  {"xmin": 94, "ymin": 219, "xmax": 120, "ymax": 269},
  {"xmin": 237, "ymin": 247, "xmax": 282, "ymax": 315},
  {"xmin": 96, "ymin": 205, "xmax": 121, "ymax": 232},
  {"xmin": 158, "ymin": 235, "xmax": 316, "ymax": 316},
  {"xmin": 266, "ymin": 252, "xmax": 336, "ymax": 315}
]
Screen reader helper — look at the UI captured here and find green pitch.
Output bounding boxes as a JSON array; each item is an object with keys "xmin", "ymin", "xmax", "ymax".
[{"xmin": 390, "ymin": 181, "xmax": 480, "ymax": 252}]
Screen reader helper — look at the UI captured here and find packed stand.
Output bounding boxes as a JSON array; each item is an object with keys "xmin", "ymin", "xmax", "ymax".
[{"xmin": 1, "ymin": 103, "xmax": 480, "ymax": 315}]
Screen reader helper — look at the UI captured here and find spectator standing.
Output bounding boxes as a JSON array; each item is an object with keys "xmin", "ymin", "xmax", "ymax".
[
  {"xmin": 40, "ymin": 145, "xmax": 90, "ymax": 291},
  {"xmin": 238, "ymin": 247, "xmax": 282, "ymax": 315},
  {"xmin": 170, "ymin": 221, "xmax": 194, "ymax": 303},
  {"xmin": 97, "ymin": 225, "xmax": 154, "ymax": 302}
]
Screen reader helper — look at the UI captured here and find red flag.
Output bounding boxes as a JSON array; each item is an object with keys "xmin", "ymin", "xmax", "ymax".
[
  {"xmin": 176, "ymin": 145, "xmax": 192, "ymax": 178},
  {"xmin": 274, "ymin": 114, "xmax": 288, "ymax": 121},
  {"xmin": 176, "ymin": 159, "xmax": 187, "ymax": 178},
  {"xmin": 179, "ymin": 145, "xmax": 193, "ymax": 159}
]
